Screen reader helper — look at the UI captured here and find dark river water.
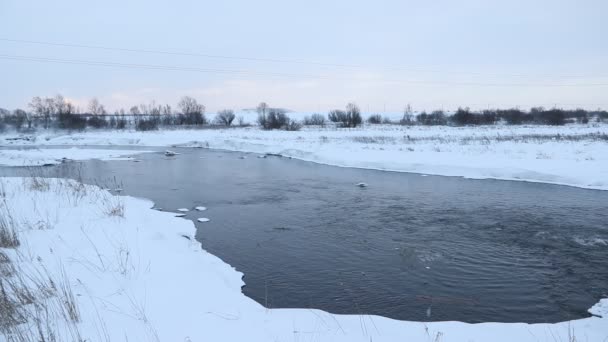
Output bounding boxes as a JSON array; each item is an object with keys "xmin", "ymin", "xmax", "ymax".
[{"xmin": 2, "ymin": 146, "xmax": 607, "ymax": 323}]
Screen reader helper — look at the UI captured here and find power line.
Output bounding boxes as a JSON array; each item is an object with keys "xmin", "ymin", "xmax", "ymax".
[
  {"xmin": 1, "ymin": 37, "xmax": 605, "ymax": 80},
  {"xmin": 2, "ymin": 54, "xmax": 608, "ymax": 88}
]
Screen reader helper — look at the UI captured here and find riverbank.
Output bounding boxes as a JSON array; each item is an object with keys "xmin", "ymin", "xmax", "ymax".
[
  {"xmin": 1, "ymin": 176, "xmax": 607, "ymax": 341},
  {"xmin": 2, "ymin": 123, "xmax": 607, "ymax": 190}
]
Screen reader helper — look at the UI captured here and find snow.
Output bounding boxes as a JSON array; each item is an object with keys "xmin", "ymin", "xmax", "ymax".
[
  {"xmin": 177, "ymin": 208, "xmax": 189, "ymax": 212},
  {"xmin": 1, "ymin": 176, "xmax": 607, "ymax": 341},
  {"xmin": 195, "ymin": 206, "xmax": 207, "ymax": 211},
  {"xmin": 2, "ymin": 123, "xmax": 607, "ymax": 190},
  {"xmin": 0, "ymin": 146, "xmax": 153, "ymax": 166},
  {"xmin": 197, "ymin": 217, "xmax": 210, "ymax": 222}
]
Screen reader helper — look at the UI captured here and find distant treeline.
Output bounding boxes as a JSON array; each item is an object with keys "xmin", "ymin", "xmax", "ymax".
[
  {"xmin": 1, "ymin": 95, "xmax": 607, "ymax": 132},
  {"xmin": 401, "ymin": 107, "xmax": 606, "ymax": 126}
]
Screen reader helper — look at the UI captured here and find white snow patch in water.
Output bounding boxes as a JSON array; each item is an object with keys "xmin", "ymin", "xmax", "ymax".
[
  {"xmin": 177, "ymin": 208, "xmax": 189, "ymax": 212},
  {"xmin": 197, "ymin": 217, "xmax": 210, "ymax": 222},
  {"xmin": 195, "ymin": 206, "xmax": 207, "ymax": 211}
]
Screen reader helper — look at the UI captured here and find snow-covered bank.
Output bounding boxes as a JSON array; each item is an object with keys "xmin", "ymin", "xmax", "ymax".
[
  {"xmin": 0, "ymin": 147, "xmax": 152, "ymax": 166},
  {"xmin": 1, "ymin": 177, "xmax": 607, "ymax": 341},
  {"xmin": 2, "ymin": 124, "xmax": 607, "ymax": 190}
]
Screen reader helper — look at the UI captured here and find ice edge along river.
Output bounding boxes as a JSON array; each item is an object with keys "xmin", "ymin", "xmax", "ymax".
[
  {"xmin": 2, "ymin": 123, "xmax": 608, "ymax": 191},
  {"xmin": 0, "ymin": 176, "xmax": 607, "ymax": 341}
]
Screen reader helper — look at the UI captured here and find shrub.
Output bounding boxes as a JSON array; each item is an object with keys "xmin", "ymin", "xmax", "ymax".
[
  {"xmin": 135, "ymin": 117, "xmax": 159, "ymax": 131},
  {"xmin": 400, "ymin": 104, "xmax": 415, "ymax": 125},
  {"xmin": 87, "ymin": 115, "xmax": 108, "ymax": 128},
  {"xmin": 367, "ymin": 114, "xmax": 382, "ymax": 124},
  {"xmin": 284, "ymin": 119, "xmax": 302, "ymax": 131},
  {"xmin": 57, "ymin": 113, "xmax": 86, "ymax": 130},
  {"xmin": 537, "ymin": 109, "xmax": 566, "ymax": 125},
  {"xmin": 116, "ymin": 116, "xmax": 127, "ymax": 129},
  {"xmin": 328, "ymin": 109, "xmax": 348, "ymax": 126},
  {"xmin": 417, "ymin": 110, "xmax": 447, "ymax": 125},
  {"xmin": 2, "ymin": 110, "xmax": 28, "ymax": 130},
  {"xmin": 498, "ymin": 108, "xmax": 530, "ymax": 125},
  {"xmin": 346, "ymin": 103, "xmax": 362, "ymax": 128},
  {"xmin": 451, "ymin": 107, "xmax": 475, "ymax": 126},
  {"xmin": 215, "ymin": 109, "xmax": 236, "ymax": 126},
  {"xmin": 303, "ymin": 113, "xmax": 326, "ymax": 126},
  {"xmin": 328, "ymin": 103, "xmax": 362, "ymax": 128},
  {"xmin": 178, "ymin": 96, "xmax": 206, "ymax": 125},
  {"xmin": 259, "ymin": 109, "xmax": 296, "ymax": 130}
]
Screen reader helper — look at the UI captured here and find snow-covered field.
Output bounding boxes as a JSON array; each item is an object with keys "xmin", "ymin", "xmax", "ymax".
[
  {"xmin": 1, "ymin": 123, "xmax": 608, "ymax": 190},
  {"xmin": 1, "ymin": 177, "xmax": 606, "ymax": 341}
]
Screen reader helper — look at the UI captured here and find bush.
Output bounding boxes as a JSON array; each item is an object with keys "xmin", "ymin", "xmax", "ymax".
[
  {"xmin": 498, "ymin": 109, "xmax": 530, "ymax": 125},
  {"xmin": 451, "ymin": 107, "xmax": 475, "ymax": 126},
  {"xmin": 417, "ymin": 110, "xmax": 447, "ymax": 125},
  {"xmin": 135, "ymin": 117, "xmax": 159, "ymax": 131},
  {"xmin": 87, "ymin": 115, "xmax": 108, "ymax": 129},
  {"xmin": 57, "ymin": 113, "xmax": 86, "ymax": 130},
  {"xmin": 284, "ymin": 118, "xmax": 302, "ymax": 131},
  {"xmin": 178, "ymin": 96, "xmax": 206, "ymax": 125},
  {"xmin": 328, "ymin": 109, "xmax": 348, "ymax": 126},
  {"xmin": 2, "ymin": 110, "xmax": 28, "ymax": 130},
  {"xmin": 258, "ymin": 109, "xmax": 297, "ymax": 130},
  {"xmin": 367, "ymin": 114, "xmax": 382, "ymax": 124},
  {"xmin": 400, "ymin": 114, "xmax": 415, "ymax": 125},
  {"xmin": 536, "ymin": 109, "xmax": 565, "ymax": 125},
  {"xmin": 215, "ymin": 109, "xmax": 236, "ymax": 126},
  {"xmin": 116, "ymin": 116, "xmax": 127, "ymax": 129},
  {"xmin": 303, "ymin": 113, "xmax": 326, "ymax": 126},
  {"xmin": 328, "ymin": 103, "xmax": 362, "ymax": 128},
  {"xmin": 346, "ymin": 103, "xmax": 362, "ymax": 127}
]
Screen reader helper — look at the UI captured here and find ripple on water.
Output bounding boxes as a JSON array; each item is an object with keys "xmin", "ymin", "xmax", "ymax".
[{"xmin": 573, "ymin": 236, "xmax": 608, "ymax": 247}]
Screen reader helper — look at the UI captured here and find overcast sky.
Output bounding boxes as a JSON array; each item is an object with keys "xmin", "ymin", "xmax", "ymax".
[{"xmin": 1, "ymin": 0, "xmax": 607, "ymax": 113}]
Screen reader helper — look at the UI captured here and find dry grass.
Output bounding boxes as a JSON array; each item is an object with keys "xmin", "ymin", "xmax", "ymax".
[
  {"xmin": 0, "ymin": 214, "xmax": 20, "ymax": 249},
  {"xmin": 105, "ymin": 201, "xmax": 125, "ymax": 218}
]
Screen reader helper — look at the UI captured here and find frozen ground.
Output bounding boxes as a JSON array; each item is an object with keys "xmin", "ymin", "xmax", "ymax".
[
  {"xmin": 0, "ymin": 146, "xmax": 152, "ymax": 166},
  {"xmin": 1, "ymin": 123, "xmax": 608, "ymax": 190},
  {"xmin": 1, "ymin": 177, "xmax": 606, "ymax": 341}
]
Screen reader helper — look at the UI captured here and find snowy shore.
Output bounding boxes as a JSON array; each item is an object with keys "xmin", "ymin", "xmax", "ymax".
[
  {"xmin": 1, "ymin": 123, "xmax": 607, "ymax": 190},
  {"xmin": 0, "ymin": 147, "xmax": 152, "ymax": 166},
  {"xmin": 1, "ymin": 176, "xmax": 606, "ymax": 341}
]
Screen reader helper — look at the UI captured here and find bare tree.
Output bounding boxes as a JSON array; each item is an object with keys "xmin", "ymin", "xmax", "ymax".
[
  {"xmin": 400, "ymin": 104, "xmax": 414, "ymax": 125},
  {"xmin": 346, "ymin": 103, "xmax": 362, "ymax": 127},
  {"xmin": 12, "ymin": 109, "xmax": 29, "ymax": 129},
  {"xmin": 178, "ymin": 96, "xmax": 205, "ymax": 125},
  {"xmin": 129, "ymin": 106, "xmax": 140, "ymax": 115},
  {"xmin": 28, "ymin": 95, "xmax": 71, "ymax": 128},
  {"xmin": 161, "ymin": 104, "xmax": 172, "ymax": 115},
  {"xmin": 215, "ymin": 109, "xmax": 236, "ymax": 126},
  {"xmin": 256, "ymin": 102, "xmax": 269, "ymax": 127},
  {"xmin": 88, "ymin": 98, "xmax": 106, "ymax": 115}
]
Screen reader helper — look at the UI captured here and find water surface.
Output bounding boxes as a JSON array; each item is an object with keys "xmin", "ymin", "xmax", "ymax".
[{"xmin": 2, "ymin": 146, "xmax": 607, "ymax": 323}]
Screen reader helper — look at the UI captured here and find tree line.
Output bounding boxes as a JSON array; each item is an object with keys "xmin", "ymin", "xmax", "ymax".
[
  {"xmin": 1, "ymin": 95, "xmax": 607, "ymax": 133},
  {"xmin": 0, "ymin": 95, "xmax": 240, "ymax": 132}
]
